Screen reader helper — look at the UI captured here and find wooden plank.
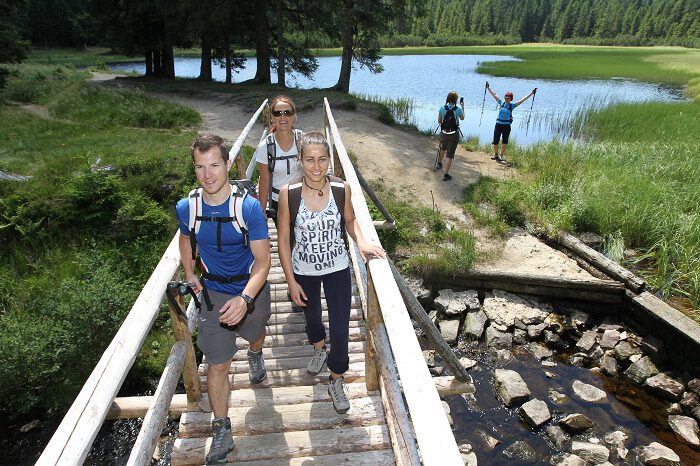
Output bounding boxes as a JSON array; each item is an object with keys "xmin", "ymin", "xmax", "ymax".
[
  {"xmin": 231, "ymin": 341, "xmax": 366, "ymax": 361},
  {"xmin": 36, "ymin": 234, "xmax": 182, "ymax": 466},
  {"xmin": 265, "ymin": 307, "xmax": 362, "ymax": 324},
  {"xmin": 107, "ymin": 376, "xmax": 469, "ymax": 419},
  {"xmin": 324, "ymin": 97, "xmax": 463, "ymax": 466},
  {"xmin": 268, "ymin": 297, "xmax": 361, "ymax": 313},
  {"xmin": 215, "ymin": 450, "xmax": 395, "ymax": 466},
  {"xmin": 126, "ymin": 342, "xmax": 187, "ymax": 466},
  {"xmin": 179, "ymin": 395, "xmax": 385, "ymax": 437},
  {"xmin": 235, "ymin": 327, "xmax": 366, "ymax": 349},
  {"xmin": 223, "ymin": 352, "xmax": 365, "ymax": 374},
  {"xmin": 557, "ymin": 231, "xmax": 646, "ymax": 292},
  {"xmin": 389, "ymin": 259, "xmax": 470, "ymax": 383},
  {"xmin": 261, "ymin": 319, "xmax": 362, "ymax": 337},
  {"xmin": 171, "ymin": 424, "xmax": 390, "ymax": 465},
  {"xmin": 201, "ymin": 363, "xmax": 366, "ymax": 391}
]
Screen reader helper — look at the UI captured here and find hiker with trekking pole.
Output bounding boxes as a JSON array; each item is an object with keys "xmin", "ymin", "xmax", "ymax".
[
  {"xmin": 486, "ymin": 81, "xmax": 537, "ymax": 163},
  {"xmin": 435, "ymin": 91, "xmax": 465, "ymax": 181}
]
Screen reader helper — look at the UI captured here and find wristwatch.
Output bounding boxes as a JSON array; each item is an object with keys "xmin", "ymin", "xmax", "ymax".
[{"xmin": 239, "ymin": 293, "xmax": 255, "ymax": 305}]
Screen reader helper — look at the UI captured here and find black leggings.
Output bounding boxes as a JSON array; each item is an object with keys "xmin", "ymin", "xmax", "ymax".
[{"xmin": 294, "ymin": 267, "xmax": 351, "ymax": 374}]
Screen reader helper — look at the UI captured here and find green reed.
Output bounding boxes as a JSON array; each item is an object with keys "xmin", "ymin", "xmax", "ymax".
[{"xmin": 352, "ymin": 92, "xmax": 416, "ymax": 126}]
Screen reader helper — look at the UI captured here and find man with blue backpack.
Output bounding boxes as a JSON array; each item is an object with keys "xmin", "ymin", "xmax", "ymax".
[
  {"xmin": 487, "ymin": 81, "xmax": 537, "ymax": 163},
  {"xmin": 176, "ymin": 133, "xmax": 271, "ymax": 464},
  {"xmin": 435, "ymin": 91, "xmax": 465, "ymax": 181}
]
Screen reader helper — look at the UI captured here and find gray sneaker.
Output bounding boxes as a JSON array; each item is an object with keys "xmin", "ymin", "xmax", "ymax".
[
  {"xmin": 247, "ymin": 349, "xmax": 267, "ymax": 384},
  {"xmin": 327, "ymin": 376, "xmax": 350, "ymax": 414},
  {"xmin": 307, "ymin": 346, "xmax": 328, "ymax": 375},
  {"xmin": 206, "ymin": 417, "xmax": 233, "ymax": 464}
]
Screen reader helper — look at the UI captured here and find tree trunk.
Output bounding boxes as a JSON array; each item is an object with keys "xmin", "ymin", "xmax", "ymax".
[
  {"xmin": 162, "ymin": 44, "xmax": 175, "ymax": 79},
  {"xmin": 145, "ymin": 47, "xmax": 153, "ymax": 77},
  {"xmin": 254, "ymin": 0, "xmax": 271, "ymax": 83},
  {"xmin": 199, "ymin": 34, "xmax": 212, "ymax": 81},
  {"xmin": 335, "ymin": 0, "xmax": 354, "ymax": 93},
  {"xmin": 225, "ymin": 50, "xmax": 232, "ymax": 84},
  {"xmin": 153, "ymin": 50, "xmax": 162, "ymax": 77},
  {"xmin": 276, "ymin": 0, "xmax": 285, "ymax": 87}
]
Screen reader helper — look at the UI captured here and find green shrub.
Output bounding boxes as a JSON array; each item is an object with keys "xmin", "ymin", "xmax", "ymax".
[{"xmin": 0, "ymin": 65, "xmax": 87, "ymax": 104}]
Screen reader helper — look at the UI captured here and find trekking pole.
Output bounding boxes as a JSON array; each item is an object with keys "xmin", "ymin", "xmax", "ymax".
[
  {"xmin": 479, "ymin": 81, "xmax": 487, "ymax": 127},
  {"xmin": 525, "ymin": 88, "xmax": 537, "ymax": 136},
  {"xmin": 166, "ymin": 281, "xmax": 201, "ymax": 320}
]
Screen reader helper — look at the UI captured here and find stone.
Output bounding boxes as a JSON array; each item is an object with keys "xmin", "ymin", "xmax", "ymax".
[
  {"xmin": 459, "ymin": 357, "xmax": 478, "ymax": 370},
  {"xmin": 560, "ymin": 413, "xmax": 594, "ymax": 433},
  {"xmin": 688, "ymin": 378, "xmax": 700, "ymax": 394},
  {"xmin": 629, "ymin": 353, "xmax": 643, "ymax": 364},
  {"xmin": 667, "ymin": 415, "xmax": 700, "ymax": 448},
  {"xmin": 550, "ymin": 453, "xmax": 586, "ymax": 466},
  {"xmin": 429, "ymin": 366, "xmax": 444, "ymax": 376},
  {"xmin": 482, "ymin": 290, "xmax": 551, "ymax": 328},
  {"xmin": 624, "ymin": 356, "xmax": 660, "ymax": 385},
  {"xmin": 545, "ymin": 371, "xmax": 557, "ymax": 378},
  {"xmin": 434, "ymin": 289, "xmax": 473, "ymax": 316},
  {"xmin": 528, "ymin": 343, "xmax": 553, "ymax": 360},
  {"xmin": 459, "ymin": 442, "xmax": 478, "ymax": 464},
  {"xmin": 462, "ymin": 309, "xmax": 488, "ymax": 340},
  {"xmin": 476, "ymin": 429, "xmax": 501, "ymax": 450},
  {"xmin": 544, "ymin": 330, "xmax": 569, "ymax": 350},
  {"xmin": 576, "ymin": 330, "xmax": 598, "ymax": 352},
  {"xmin": 438, "ymin": 318, "xmax": 460, "ymax": 344},
  {"xmin": 404, "ymin": 277, "xmax": 432, "ymax": 307},
  {"xmin": 502, "ymin": 441, "xmax": 537, "ymax": 463},
  {"xmin": 600, "ymin": 352, "xmax": 619, "ymax": 376},
  {"xmin": 598, "ymin": 318, "xmax": 623, "ymax": 331},
  {"xmin": 578, "ymin": 231, "xmax": 604, "ymax": 247},
  {"xmin": 494, "ymin": 369, "xmax": 531, "ymax": 407},
  {"xmin": 680, "ymin": 391, "xmax": 700, "ymax": 421},
  {"xmin": 571, "ymin": 441, "xmax": 610, "ymax": 464},
  {"xmin": 588, "ymin": 345, "xmax": 604, "ymax": 361},
  {"xmin": 614, "ymin": 341, "xmax": 641, "ymax": 363},
  {"xmin": 637, "ymin": 442, "xmax": 680, "ymax": 465},
  {"xmin": 492, "ymin": 322, "xmax": 509, "ymax": 332},
  {"xmin": 641, "ymin": 335, "xmax": 665, "ymax": 361},
  {"xmin": 548, "ymin": 389, "xmax": 568, "ymax": 404},
  {"xmin": 495, "ymin": 349, "xmax": 513, "ymax": 364},
  {"xmin": 442, "ymin": 400, "xmax": 453, "ymax": 425},
  {"xmin": 644, "ymin": 373, "xmax": 685, "ymax": 401},
  {"xmin": 604, "ymin": 430, "xmax": 629, "ymax": 448},
  {"xmin": 428, "ymin": 310, "xmax": 438, "ymax": 324},
  {"xmin": 519, "ymin": 399, "xmax": 551, "ymax": 428},
  {"xmin": 568, "ymin": 309, "xmax": 591, "ymax": 328},
  {"xmin": 542, "ymin": 361, "xmax": 557, "ymax": 368},
  {"xmin": 600, "ymin": 329, "xmax": 620, "ymax": 349},
  {"xmin": 546, "ymin": 425, "xmax": 570, "ymax": 450},
  {"xmin": 572, "ymin": 380, "xmax": 607, "ymax": 403},
  {"xmin": 485, "ymin": 326, "xmax": 513, "ymax": 349},
  {"xmin": 527, "ymin": 323, "xmax": 547, "ymax": 340},
  {"xmin": 667, "ymin": 403, "xmax": 683, "ymax": 415},
  {"xmin": 422, "ymin": 350, "xmax": 435, "ymax": 367},
  {"xmin": 513, "ymin": 328, "xmax": 528, "ymax": 345},
  {"xmin": 569, "ymin": 353, "xmax": 588, "ymax": 367},
  {"xmin": 20, "ymin": 419, "xmax": 41, "ymax": 433}
]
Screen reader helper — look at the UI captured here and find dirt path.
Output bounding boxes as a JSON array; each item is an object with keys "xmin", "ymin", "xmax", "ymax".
[{"xmin": 93, "ymin": 74, "xmax": 596, "ymax": 279}]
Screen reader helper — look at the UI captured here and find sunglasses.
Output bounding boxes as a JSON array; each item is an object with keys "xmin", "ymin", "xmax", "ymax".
[{"xmin": 271, "ymin": 109, "xmax": 295, "ymax": 117}]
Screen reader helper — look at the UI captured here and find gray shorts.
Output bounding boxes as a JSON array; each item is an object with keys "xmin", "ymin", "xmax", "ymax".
[{"xmin": 196, "ymin": 282, "xmax": 271, "ymax": 365}]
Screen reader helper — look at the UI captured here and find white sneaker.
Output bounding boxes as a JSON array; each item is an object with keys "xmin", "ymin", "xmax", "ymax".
[{"xmin": 307, "ymin": 346, "xmax": 328, "ymax": 375}]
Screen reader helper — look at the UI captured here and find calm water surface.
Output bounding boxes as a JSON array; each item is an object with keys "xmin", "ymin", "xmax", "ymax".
[{"xmin": 110, "ymin": 55, "xmax": 686, "ymax": 144}]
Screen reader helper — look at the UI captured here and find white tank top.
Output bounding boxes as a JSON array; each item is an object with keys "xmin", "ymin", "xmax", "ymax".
[{"xmin": 292, "ymin": 192, "xmax": 349, "ymax": 276}]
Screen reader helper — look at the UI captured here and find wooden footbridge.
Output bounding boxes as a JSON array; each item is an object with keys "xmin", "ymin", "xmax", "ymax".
[{"xmin": 37, "ymin": 99, "xmax": 473, "ymax": 466}]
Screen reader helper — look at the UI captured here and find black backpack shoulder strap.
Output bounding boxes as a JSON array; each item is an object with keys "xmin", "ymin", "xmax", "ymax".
[
  {"xmin": 327, "ymin": 175, "xmax": 346, "ymax": 224},
  {"xmin": 287, "ymin": 177, "xmax": 303, "ymax": 247},
  {"xmin": 266, "ymin": 133, "xmax": 276, "ymax": 172}
]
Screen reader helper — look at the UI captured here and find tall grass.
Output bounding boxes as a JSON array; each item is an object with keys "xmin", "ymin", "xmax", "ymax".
[
  {"xmin": 351, "ymin": 92, "xmax": 416, "ymax": 126},
  {"xmin": 463, "ymin": 100, "xmax": 700, "ymax": 311}
]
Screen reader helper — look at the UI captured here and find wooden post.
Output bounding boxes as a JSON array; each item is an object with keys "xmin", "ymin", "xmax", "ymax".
[
  {"xmin": 365, "ymin": 270, "xmax": 381, "ymax": 391},
  {"xmin": 167, "ymin": 287, "xmax": 202, "ymax": 403}
]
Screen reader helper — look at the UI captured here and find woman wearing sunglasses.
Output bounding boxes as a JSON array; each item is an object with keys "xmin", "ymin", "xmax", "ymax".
[
  {"xmin": 486, "ymin": 81, "xmax": 537, "ymax": 163},
  {"xmin": 255, "ymin": 95, "xmax": 305, "ymax": 224}
]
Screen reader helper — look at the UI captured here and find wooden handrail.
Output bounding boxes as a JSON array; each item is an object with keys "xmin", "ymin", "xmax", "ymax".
[
  {"xmin": 230, "ymin": 99, "xmax": 268, "ymax": 178},
  {"xmin": 323, "ymin": 98, "xmax": 463, "ymax": 466}
]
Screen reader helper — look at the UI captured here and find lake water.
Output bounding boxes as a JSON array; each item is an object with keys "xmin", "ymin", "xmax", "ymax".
[{"xmin": 110, "ymin": 55, "xmax": 686, "ymax": 145}]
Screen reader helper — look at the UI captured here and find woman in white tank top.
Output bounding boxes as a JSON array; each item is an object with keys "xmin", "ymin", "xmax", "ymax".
[{"xmin": 277, "ymin": 131, "xmax": 385, "ymax": 414}]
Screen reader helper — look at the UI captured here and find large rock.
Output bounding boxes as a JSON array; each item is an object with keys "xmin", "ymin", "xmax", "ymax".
[
  {"xmin": 494, "ymin": 369, "xmax": 531, "ymax": 407},
  {"xmin": 550, "ymin": 453, "xmax": 587, "ymax": 466},
  {"xmin": 572, "ymin": 380, "xmax": 607, "ymax": 403},
  {"xmin": 576, "ymin": 330, "xmax": 597, "ymax": 352},
  {"xmin": 462, "ymin": 309, "xmax": 488, "ymax": 340},
  {"xmin": 624, "ymin": 356, "xmax": 659, "ymax": 385},
  {"xmin": 600, "ymin": 351, "xmax": 619, "ymax": 376},
  {"xmin": 546, "ymin": 425, "xmax": 570, "ymax": 450},
  {"xmin": 571, "ymin": 441, "xmax": 610, "ymax": 464},
  {"xmin": 644, "ymin": 373, "xmax": 685, "ymax": 401},
  {"xmin": 600, "ymin": 329, "xmax": 621, "ymax": 349},
  {"xmin": 529, "ymin": 343, "xmax": 553, "ymax": 360},
  {"xmin": 434, "ymin": 289, "xmax": 475, "ymax": 316},
  {"xmin": 438, "ymin": 318, "xmax": 460, "ymax": 344},
  {"xmin": 527, "ymin": 323, "xmax": 547, "ymax": 340},
  {"xmin": 637, "ymin": 442, "xmax": 681, "ymax": 465},
  {"xmin": 668, "ymin": 415, "xmax": 700, "ymax": 449},
  {"xmin": 485, "ymin": 326, "xmax": 513, "ymax": 349},
  {"xmin": 544, "ymin": 330, "xmax": 569, "ymax": 350},
  {"xmin": 614, "ymin": 341, "xmax": 642, "ymax": 363},
  {"xmin": 502, "ymin": 441, "xmax": 537, "ymax": 463},
  {"xmin": 404, "ymin": 277, "xmax": 432, "ymax": 307},
  {"xmin": 559, "ymin": 413, "xmax": 594, "ymax": 433},
  {"xmin": 680, "ymin": 391, "xmax": 700, "ymax": 421},
  {"xmin": 482, "ymin": 290, "xmax": 551, "ymax": 328},
  {"xmin": 519, "ymin": 399, "xmax": 551, "ymax": 428}
]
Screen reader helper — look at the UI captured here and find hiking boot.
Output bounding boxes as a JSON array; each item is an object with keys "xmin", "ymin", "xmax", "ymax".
[
  {"xmin": 495, "ymin": 155, "xmax": 504, "ymax": 162},
  {"xmin": 247, "ymin": 349, "xmax": 267, "ymax": 384},
  {"xmin": 435, "ymin": 162, "xmax": 442, "ymax": 170},
  {"xmin": 307, "ymin": 346, "xmax": 328, "ymax": 375},
  {"xmin": 327, "ymin": 376, "xmax": 350, "ymax": 414},
  {"xmin": 442, "ymin": 173, "xmax": 452, "ymax": 181},
  {"xmin": 206, "ymin": 417, "xmax": 233, "ymax": 464}
]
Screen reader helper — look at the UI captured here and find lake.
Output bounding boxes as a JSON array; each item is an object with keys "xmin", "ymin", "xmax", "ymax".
[{"xmin": 110, "ymin": 55, "xmax": 687, "ymax": 145}]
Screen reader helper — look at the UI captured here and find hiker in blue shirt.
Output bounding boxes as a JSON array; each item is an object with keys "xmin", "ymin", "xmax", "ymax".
[
  {"xmin": 487, "ymin": 82, "xmax": 536, "ymax": 162},
  {"xmin": 176, "ymin": 133, "xmax": 271, "ymax": 464},
  {"xmin": 436, "ymin": 91, "xmax": 465, "ymax": 181}
]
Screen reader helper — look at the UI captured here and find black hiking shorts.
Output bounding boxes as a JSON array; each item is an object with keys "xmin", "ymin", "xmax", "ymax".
[{"xmin": 493, "ymin": 123, "xmax": 512, "ymax": 145}]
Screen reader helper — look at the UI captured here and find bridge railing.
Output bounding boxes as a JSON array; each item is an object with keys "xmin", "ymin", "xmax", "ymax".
[{"xmin": 322, "ymin": 98, "xmax": 462, "ymax": 466}]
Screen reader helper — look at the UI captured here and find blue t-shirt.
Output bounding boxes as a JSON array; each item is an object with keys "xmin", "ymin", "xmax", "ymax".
[
  {"xmin": 496, "ymin": 99, "xmax": 516, "ymax": 125},
  {"xmin": 176, "ymin": 192, "xmax": 268, "ymax": 295},
  {"xmin": 438, "ymin": 103, "xmax": 463, "ymax": 132}
]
